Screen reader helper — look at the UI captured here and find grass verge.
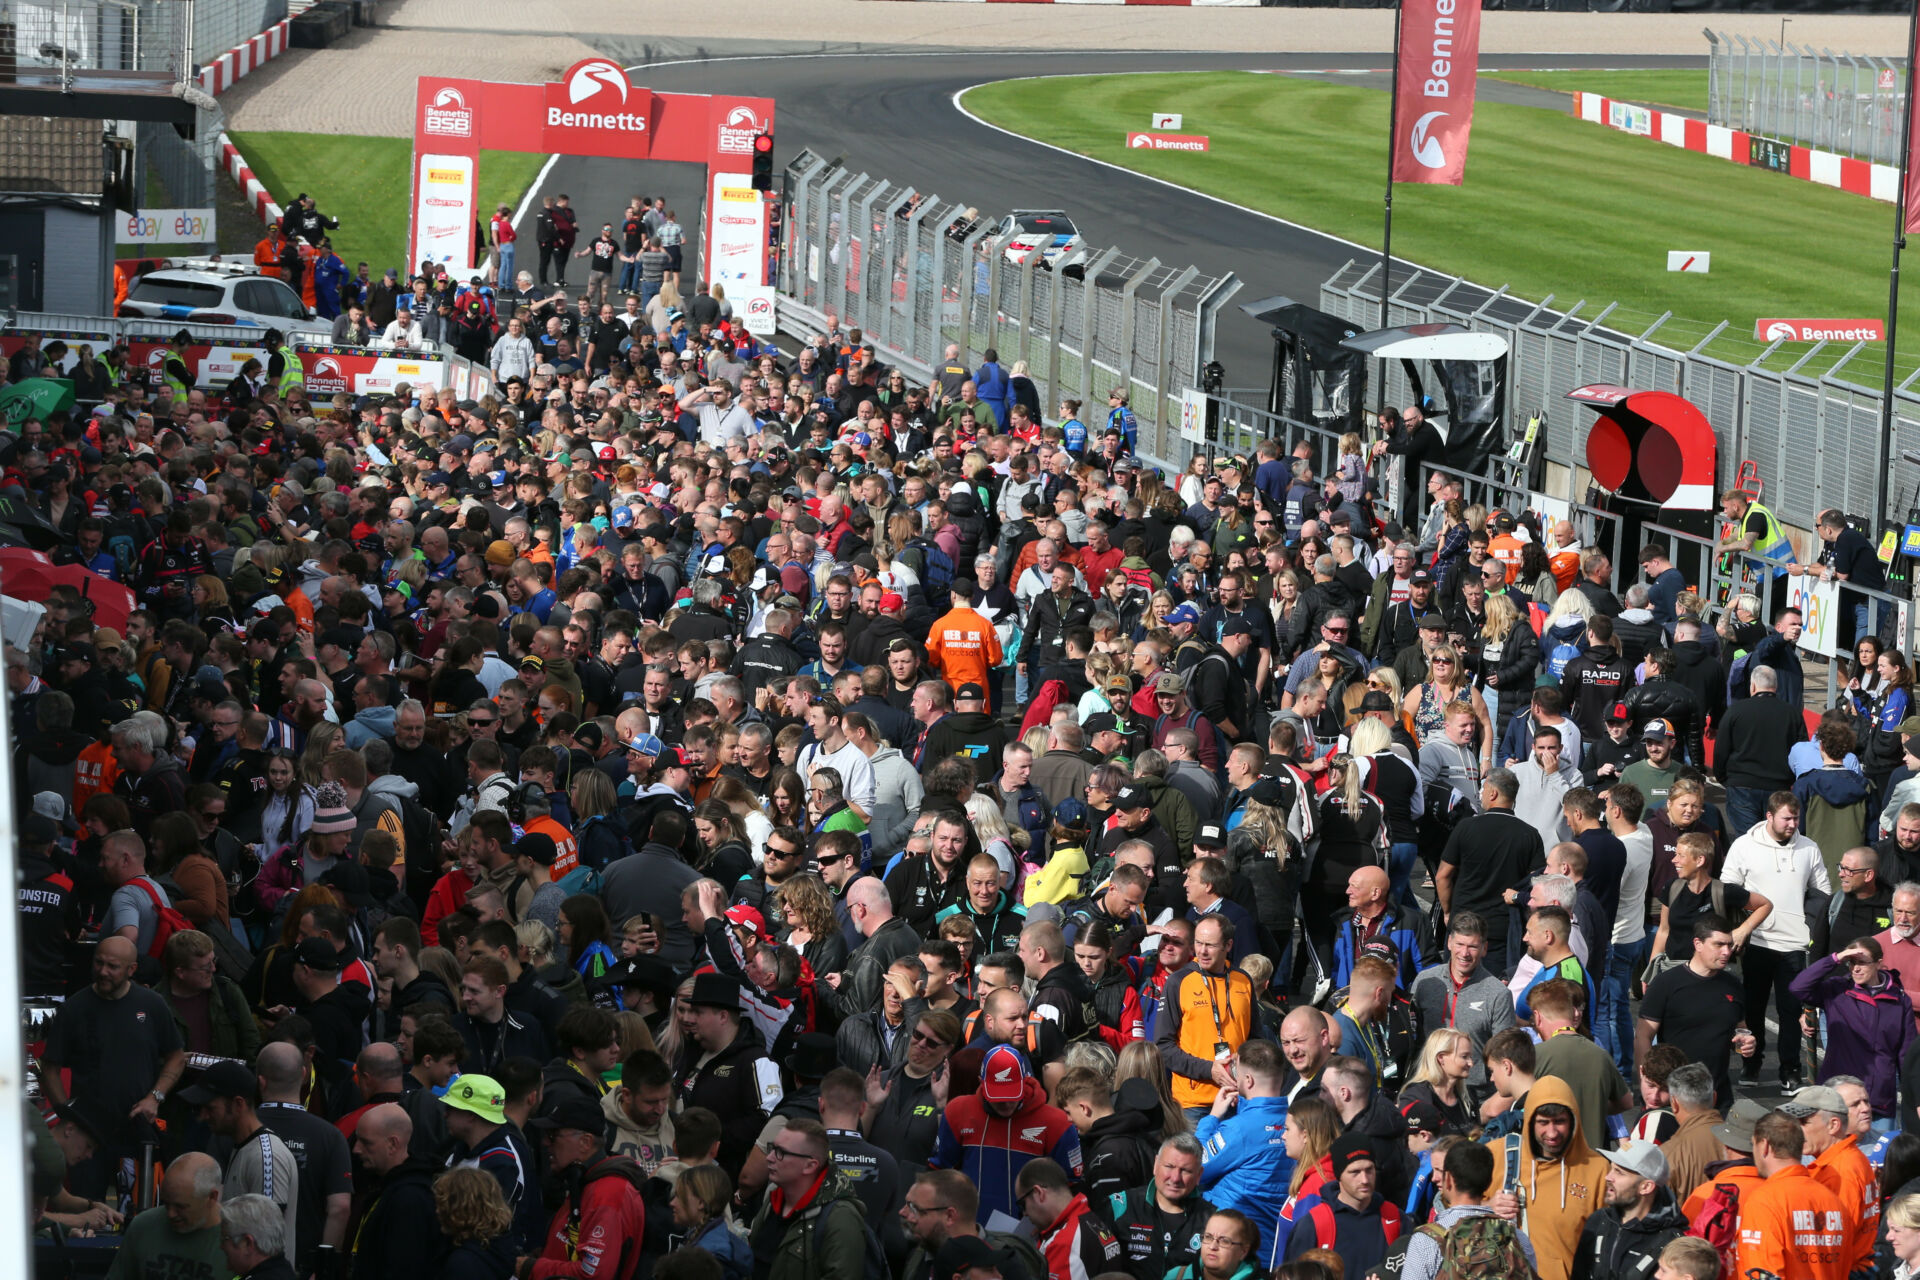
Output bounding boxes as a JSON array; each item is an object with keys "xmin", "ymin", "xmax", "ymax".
[
  {"xmin": 961, "ymin": 70, "xmax": 1913, "ymax": 376},
  {"xmin": 225, "ymin": 132, "xmax": 548, "ymax": 275},
  {"xmin": 1482, "ymin": 69, "xmax": 1710, "ymax": 114}
]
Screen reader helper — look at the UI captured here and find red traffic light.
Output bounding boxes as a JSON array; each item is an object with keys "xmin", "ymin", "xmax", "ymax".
[{"xmin": 753, "ymin": 133, "xmax": 773, "ymax": 154}]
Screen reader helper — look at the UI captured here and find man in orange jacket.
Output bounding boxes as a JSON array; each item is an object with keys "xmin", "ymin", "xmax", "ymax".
[
  {"xmin": 925, "ymin": 580, "xmax": 1002, "ymax": 698},
  {"xmin": 1735, "ymin": 1111, "xmax": 1848, "ymax": 1280},
  {"xmin": 1786, "ymin": 1085, "xmax": 1878, "ymax": 1276},
  {"xmin": 254, "ymin": 225, "xmax": 288, "ymax": 280}
]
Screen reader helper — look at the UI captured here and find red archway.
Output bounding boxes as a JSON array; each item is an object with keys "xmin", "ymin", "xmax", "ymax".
[{"xmin": 410, "ymin": 60, "xmax": 774, "ymax": 288}]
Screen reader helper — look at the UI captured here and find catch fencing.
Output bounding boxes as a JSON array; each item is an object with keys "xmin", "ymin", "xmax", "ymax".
[
  {"xmin": 1706, "ymin": 28, "xmax": 1907, "ymax": 165},
  {"xmin": 1318, "ymin": 256, "xmax": 1920, "ymax": 536},
  {"xmin": 774, "ymin": 148, "xmax": 1242, "ymax": 471}
]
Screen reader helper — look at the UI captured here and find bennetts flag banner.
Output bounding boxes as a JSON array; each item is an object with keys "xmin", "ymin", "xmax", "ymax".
[
  {"xmin": 1906, "ymin": 9, "xmax": 1920, "ymax": 232},
  {"xmin": 1390, "ymin": 0, "xmax": 1484, "ymax": 186}
]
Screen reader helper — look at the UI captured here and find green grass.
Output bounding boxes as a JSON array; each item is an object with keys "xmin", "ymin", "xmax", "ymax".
[
  {"xmin": 226, "ymin": 132, "xmax": 548, "ymax": 275},
  {"xmin": 962, "ymin": 71, "xmax": 1915, "ymax": 378},
  {"xmin": 1483, "ymin": 69, "xmax": 1709, "ymax": 114}
]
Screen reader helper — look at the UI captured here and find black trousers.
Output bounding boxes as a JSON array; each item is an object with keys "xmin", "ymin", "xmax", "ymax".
[
  {"xmin": 1742, "ymin": 943, "xmax": 1807, "ymax": 1079},
  {"xmin": 538, "ymin": 242, "xmax": 563, "ymax": 285}
]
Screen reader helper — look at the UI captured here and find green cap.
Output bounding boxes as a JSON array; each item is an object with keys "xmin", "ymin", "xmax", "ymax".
[{"xmin": 440, "ymin": 1073, "xmax": 506, "ymax": 1124}]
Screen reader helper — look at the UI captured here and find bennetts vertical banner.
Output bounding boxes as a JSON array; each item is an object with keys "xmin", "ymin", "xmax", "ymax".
[{"xmin": 1390, "ymin": 0, "xmax": 1484, "ymax": 186}]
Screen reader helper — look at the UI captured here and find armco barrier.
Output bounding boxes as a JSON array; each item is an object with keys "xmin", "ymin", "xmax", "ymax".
[
  {"xmin": 1570, "ymin": 90, "xmax": 1900, "ymax": 206},
  {"xmin": 868, "ymin": 0, "xmax": 1259, "ymax": 5}
]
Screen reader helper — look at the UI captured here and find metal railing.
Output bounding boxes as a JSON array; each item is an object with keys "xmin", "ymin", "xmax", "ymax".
[
  {"xmin": 1319, "ymin": 256, "xmax": 1920, "ymax": 536},
  {"xmin": 1707, "ymin": 28, "xmax": 1907, "ymax": 165},
  {"xmin": 776, "ymin": 149, "xmax": 1242, "ymax": 472}
]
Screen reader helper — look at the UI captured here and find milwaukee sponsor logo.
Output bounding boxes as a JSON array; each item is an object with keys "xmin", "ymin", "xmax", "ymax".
[
  {"xmin": 716, "ymin": 103, "xmax": 763, "ymax": 156},
  {"xmin": 1756, "ymin": 317, "xmax": 1887, "ymax": 342},
  {"xmin": 1125, "ymin": 131, "xmax": 1210, "ymax": 152},
  {"xmin": 424, "ymin": 85, "xmax": 472, "ymax": 137}
]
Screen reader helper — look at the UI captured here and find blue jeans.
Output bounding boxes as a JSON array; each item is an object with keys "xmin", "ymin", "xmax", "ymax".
[
  {"xmin": 1601, "ymin": 935, "xmax": 1650, "ymax": 1075},
  {"xmin": 618, "ymin": 256, "xmax": 642, "ymax": 293},
  {"xmin": 496, "ymin": 241, "xmax": 515, "ymax": 288},
  {"xmin": 1725, "ymin": 785, "xmax": 1773, "ymax": 837},
  {"xmin": 1388, "ymin": 841, "xmax": 1420, "ymax": 909},
  {"xmin": 641, "ymin": 279, "xmax": 662, "ymax": 309}
]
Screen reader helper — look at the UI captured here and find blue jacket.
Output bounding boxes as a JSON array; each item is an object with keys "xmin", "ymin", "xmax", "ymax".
[
  {"xmin": 1196, "ymin": 1094, "xmax": 1292, "ymax": 1265},
  {"xmin": 691, "ymin": 1216, "xmax": 752, "ymax": 1280},
  {"xmin": 974, "ymin": 360, "xmax": 1010, "ymax": 422},
  {"xmin": 932, "ymin": 1073, "xmax": 1082, "ymax": 1224},
  {"xmin": 1646, "ymin": 566, "xmax": 1686, "ymax": 628},
  {"xmin": 1329, "ymin": 905, "xmax": 1426, "ymax": 991}
]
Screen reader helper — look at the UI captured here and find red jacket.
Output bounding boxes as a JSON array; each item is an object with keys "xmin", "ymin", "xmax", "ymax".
[{"xmin": 530, "ymin": 1157, "xmax": 648, "ymax": 1280}]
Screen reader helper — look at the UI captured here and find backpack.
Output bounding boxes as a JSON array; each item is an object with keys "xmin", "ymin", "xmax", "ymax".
[
  {"xmin": 127, "ymin": 877, "xmax": 195, "ymax": 960},
  {"xmin": 1545, "ymin": 634, "xmax": 1583, "ymax": 679},
  {"xmin": 899, "ymin": 537, "xmax": 954, "ymax": 602},
  {"xmin": 1309, "ymin": 1198, "xmax": 1403, "ymax": 1251},
  {"xmin": 808, "ymin": 1195, "xmax": 887, "ymax": 1280},
  {"xmin": 1155, "ymin": 707, "xmax": 1230, "ymax": 773},
  {"xmin": 1413, "ymin": 1212, "xmax": 1539, "ymax": 1280},
  {"xmin": 1685, "ymin": 1180, "xmax": 1742, "ymax": 1280}
]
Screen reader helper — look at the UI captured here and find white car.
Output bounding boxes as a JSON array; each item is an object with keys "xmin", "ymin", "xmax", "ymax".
[
  {"xmin": 117, "ymin": 263, "xmax": 331, "ymax": 334},
  {"xmin": 996, "ymin": 210, "xmax": 1089, "ymax": 273}
]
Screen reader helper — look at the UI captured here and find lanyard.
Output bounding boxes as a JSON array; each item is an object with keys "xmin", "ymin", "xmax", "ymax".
[
  {"xmin": 1200, "ymin": 971, "xmax": 1230, "ymax": 1042},
  {"xmin": 1339, "ymin": 1001, "xmax": 1387, "ymax": 1076}
]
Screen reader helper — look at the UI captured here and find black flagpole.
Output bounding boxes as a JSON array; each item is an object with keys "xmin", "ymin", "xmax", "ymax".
[{"xmin": 1877, "ymin": 0, "xmax": 1920, "ymax": 537}]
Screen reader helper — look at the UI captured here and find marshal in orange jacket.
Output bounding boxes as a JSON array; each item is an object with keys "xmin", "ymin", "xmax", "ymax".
[{"xmin": 925, "ymin": 603, "xmax": 1003, "ymax": 695}]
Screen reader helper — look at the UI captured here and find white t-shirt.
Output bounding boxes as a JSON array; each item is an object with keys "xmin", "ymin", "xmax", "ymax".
[
  {"xmin": 1613, "ymin": 823, "xmax": 1653, "ymax": 945},
  {"xmin": 797, "ymin": 738, "xmax": 876, "ymax": 811},
  {"xmin": 226, "ymin": 1128, "xmax": 300, "ymax": 1263}
]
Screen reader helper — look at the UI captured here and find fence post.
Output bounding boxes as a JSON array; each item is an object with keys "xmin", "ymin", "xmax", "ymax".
[
  {"xmin": 851, "ymin": 179, "xmax": 885, "ymax": 330},
  {"xmin": 1077, "ymin": 248, "xmax": 1121, "ymax": 407},
  {"xmin": 1155, "ymin": 265, "xmax": 1199, "ymax": 467},
  {"xmin": 831, "ymin": 173, "xmax": 864, "ymax": 331},
  {"xmin": 890, "ymin": 191, "xmax": 924, "ymax": 357},
  {"xmin": 1706, "ymin": 29, "xmax": 1721, "ymax": 124},
  {"xmin": 1045, "ymin": 261, "xmax": 1066, "ymax": 418},
  {"xmin": 1015, "ymin": 243, "xmax": 1040, "ymax": 380},
  {"xmin": 1116, "ymin": 256, "xmax": 1159, "ymax": 412},
  {"xmin": 958, "ymin": 224, "xmax": 995, "ymax": 371}
]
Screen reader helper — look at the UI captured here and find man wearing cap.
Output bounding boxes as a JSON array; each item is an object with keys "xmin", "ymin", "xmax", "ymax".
[
  {"xmin": 1366, "ymin": 563, "xmax": 1443, "ymax": 668},
  {"xmin": 184, "ymin": 1060, "xmax": 299, "ymax": 1264},
  {"xmin": 522, "ymin": 1093, "xmax": 648, "ymax": 1280},
  {"xmin": 439, "ymin": 1072, "xmax": 544, "ymax": 1252},
  {"xmin": 677, "ymin": 972, "xmax": 781, "ymax": 1176},
  {"xmin": 1099, "ymin": 785, "xmax": 1185, "ymax": 913},
  {"xmin": 1784, "ymin": 1084, "xmax": 1879, "ymax": 1276},
  {"xmin": 1736, "ymin": 1111, "xmax": 1850, "ymax": 1280},
  {"xmin": 918, "ymin": 682, "xmax": 1008, "ymax": 788},
  {"xmin": 1618, "ymin": 718, "xmax": 1683, "ymax": 810},
  {"xmin": 926, "ymin": 581, "xmax": 1003, "ymax": 701},
  {"xmin": 932, "ymin": 1043, "xmax": 1082, "ymax": 1225},
  {"xmin": 1680, "ymin": 1098, "xmax": 1769, "ymax": 1224},
  {"xmin": 1284, "ymin": 1131, "xmax": 1402, "ymax": 1275}
]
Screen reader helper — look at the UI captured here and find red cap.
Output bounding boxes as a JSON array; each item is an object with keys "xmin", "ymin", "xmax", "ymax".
[
  {"xmin": 723, "ymin": 903, "xmax": 769, "ymax": 940},
  {"xmin": 780, "ymin": 565, "xmax": 809, "ymax": 595},
  {"xmin": 980, "ymin": 1045, "xmax": 1027, "ymax": 1104},
  {"xmin": 879, "ymin": 591, "xmax": 905, "ymax": 612},
  {"xmin": 597, "ymin": 444, "xmax": 617, "ymax": 461},
  {"xmin": 1606, "ymin": 701, "xmax": 1632, "ymax": 722}
]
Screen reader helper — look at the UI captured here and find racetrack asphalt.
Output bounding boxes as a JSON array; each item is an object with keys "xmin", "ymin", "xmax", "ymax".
[{"xmin": 540, "ymin": 48, "xmax": 1694, "ymax": 389}]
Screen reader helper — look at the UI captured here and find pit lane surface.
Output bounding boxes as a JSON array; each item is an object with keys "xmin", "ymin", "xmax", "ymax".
[{"xmin": 535, "ymin": 48, "xmax": 1688, "ymax": 383}]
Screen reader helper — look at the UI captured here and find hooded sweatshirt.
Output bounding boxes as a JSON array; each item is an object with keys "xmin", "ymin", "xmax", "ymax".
[
  {"xmin": 932, "ymin": 1069, "xmax": 1083, "ymax": 1224},
  {"xmin": 600, "ymin": 1087, "xmax": 674, "ymax": 1175},
  {"xmin": 1081, "ymin": 1077, "xmax": 1166, "ymax": 1199},
  {"xmin": 1487, "ymin": 1076, "xmax": 1610, "ymax": 1280},
  {"xmin": 343, "ymin": 703, "xmax": 398, "ymax": 749}
]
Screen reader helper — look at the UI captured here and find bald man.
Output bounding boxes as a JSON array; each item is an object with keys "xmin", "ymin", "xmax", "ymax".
[
  {"xmin": 1279, "ymin": 1005, "xmax": 1337, "ymax": 1102},
  {"xmin": 348, "ymin": 1104, "xmax": 444, "ymax": 1280},
  {"xmin": 334, "ymin": 1042, "xmax": 406, "ymax": 1145},
  {"xmin": 255, "ymin": 1042, "xmax": 352, "ymax": 1278},
  {"xmin": 1331, "ymin": 864, "xmax": 1428, "ymax": 991},
  {"xmin": 41, "ymin": 934, "xmax": 185, "ymax": 1195},
  {"xmin": 108, "ymin": 1152, "xmax": 226, "ymax": 1280}
]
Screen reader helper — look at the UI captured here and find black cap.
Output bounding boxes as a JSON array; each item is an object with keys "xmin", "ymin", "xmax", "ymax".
[
  {"xmin": 177, "ymin": 1059, "xmax": 258, "ymax": 1107},
  {"xmin": 514, "ymin": 832, "xmax": 557, "ymax": 866},
  {"xmin": 320, "ymin": 626, "xmax": 363, "ymax": 652},
  {"xmin": 1114, "ymin": 784, "xmax": 1153, "ymax": 811},
  {"xmin": 21, "ymin": 813, "xmax": 59, "ymax": 846},
  {"xmin": 1221, "ymin": 615, "xmax": 1256, "ymax": 640},
  {"xmin": 1247, "ymin": 777, "xmax": 1289, "ymax": 807},
  {"xmin": 1082, "ymin": 711, "xmax": 1119, "ymax": 736},
  {"xmin": 1409, "ymin": 569, "xmax": 1433, "ymax": 585},
  {"xmin": 790, "ymin": 1032, "xmax": 837, "ymax": 1081},
  {"xmin": 955, "ymin": 682, "xmax": 987, "ymax": 702},
  {"xmin": 528, "ymin": 1094, "xmax": 606, "ymax": 1135},
  {"xmin": 1195, "ymin": 823, "xmax": 1227, "ymax": 849},
  {"xmin": 293, "ymin": 937, "xmax": 341, "ymax": 972},
  {"xmin": 1401, "ymin": 1099, "xmax": 1448, "ymax": 1136}
]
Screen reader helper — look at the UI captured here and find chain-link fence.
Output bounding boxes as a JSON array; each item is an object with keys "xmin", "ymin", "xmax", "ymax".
[
  {"xmin": 775, "ymin": 148, "xmax": 1241, "ymax": 470},
  {"xmin": 1707, "ymin": 28, "xmax": 1907, "ymax": 164},
  {"xmin": 1320, "ymin": 256, "xmax": 1920, "ymax": 535}
]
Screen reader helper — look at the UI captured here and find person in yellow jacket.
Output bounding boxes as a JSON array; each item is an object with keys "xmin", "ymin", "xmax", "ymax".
[{"xmin": 1486, "ymin": 1075, "xmax": 1610, "ymax": 1280}]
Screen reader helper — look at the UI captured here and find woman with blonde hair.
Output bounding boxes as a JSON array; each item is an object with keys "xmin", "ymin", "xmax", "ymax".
[
  {"xmin": 1541, "ymin": 586, "xmax": 1597, "ymax": 679},
  {"xmin": 1396, "ymin": 1027, "xmax": 1477, "ymax": 1136},
  {"xmin": 192, "ymin": 576, "xmax": 241, "ymax": 637},
  {"xmin": 775, "ymin": 872, "xmax": 846, "ymax": 977},
  {"xmin": 655, "ymin": 975, "xmax": 698, "ymax": 1071},
  {"xmin": 1402, "ymin": 644, "xmax": 1488, "ymax": 750},
  {"xmin": 298, "ymin": 722, "xmax": 342, "ymax": 788},
  {"xmin": 611, "ymin": 1010, "xmax": 658, "ymax": 1060},
  {"xmin": 1479, "ymin": 591, "xmax": 1540, "ymax": 747},
  {"xmin": 708, "ymin": 774, "xmax": 772, "ymax": 862},
  {"xmin": 433, "ymin": 1166, "xmax": 517, "ymax": 1280},
  {"xmin": 1079, "ymin": 651, "xmax": 1122, "ymax": 720},
  {"xmin": 1279, "ymin": 1094, "xmax": 1342, "ymax": 1216},
  {"xmin": 1115, "ymin": 1039, "xmax": 1190, "ymax": 1139}
]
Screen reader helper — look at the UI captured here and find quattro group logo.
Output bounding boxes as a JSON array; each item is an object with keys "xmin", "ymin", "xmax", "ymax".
[
  {"xmin": 716, "ymin": 103, "xmax": 763, "ymax": 156},
  {"xmin": 424, "ymin": 85, "xmax": 473, "ymax": 138},
  {"xmin": 1123, "ymin": 132, "xmax": 1210, "ymax": 152}
]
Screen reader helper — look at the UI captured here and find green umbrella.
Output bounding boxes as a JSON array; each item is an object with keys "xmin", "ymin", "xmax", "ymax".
[{"xmin": 0, "ymin": 378, "xmax": 76, "ymax": 428}]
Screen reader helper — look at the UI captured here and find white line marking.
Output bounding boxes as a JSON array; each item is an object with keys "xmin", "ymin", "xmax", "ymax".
[{"xmin": 513, "ymin": 152, "xmax": 562, "ymax": 230}]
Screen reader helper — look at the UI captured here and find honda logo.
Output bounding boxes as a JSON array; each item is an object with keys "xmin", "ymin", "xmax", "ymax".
[{"xmin": 1409, "ymin": 111, "xmax": 1447, "ymax": 168}]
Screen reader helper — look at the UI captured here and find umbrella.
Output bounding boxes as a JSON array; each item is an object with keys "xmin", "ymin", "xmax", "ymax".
[
  {"xmin": 0, "ymin": 496, "xmax": 64, "ymax": 551},
  {"xmin": 0, "ymin": 378, "xmax": 76, "ymax": 428},
  {"xmin": 0, "ymin": 548, "xmax": 134, "ymax": 632}
]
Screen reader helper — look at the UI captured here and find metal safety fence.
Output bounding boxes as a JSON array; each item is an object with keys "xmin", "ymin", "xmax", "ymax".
[
  {"xmin": 775, "ymin": 149, "xmax": 1242, "ymax": 472},
  {"xmin": 1706, "ymin": 28, "xmax": 1907, "ymax": 165},
  {"xmin": 1318, "ymin": 257, "xmax": 1920, "ymax": 536}
]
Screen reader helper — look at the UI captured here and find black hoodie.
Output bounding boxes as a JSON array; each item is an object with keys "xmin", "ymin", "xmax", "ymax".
[
  {"xmin": 1670, "ymin": 640, "xmax": 1727, "ymax": 737},
  {"xmin": 1570, "ymin": 1185, "xmax": 1687, "ymax": 1280},
  {"xmin": 350, "ymin": 1155, "xmax": 448, "ymax": 1280},
  {"xmin": 920, "ymin": 710, "xmax": 1009, "ymax": 785},
  {"xmin": 14, "ymin": 726, "xmax": 89, "ymax": 803},
  {"xmin": 1082, "ymin": 1077, "xmax": 1166, "ymax": 1200}
]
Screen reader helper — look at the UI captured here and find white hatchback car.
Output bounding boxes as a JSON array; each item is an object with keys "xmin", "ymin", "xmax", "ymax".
[
  {"xmin": 995, "ymin": 210, "xmax": 1089, "ymax": 274},
  {"xmin": 117, "ymin": 264, "xmax": 331, "ymax": 335}
]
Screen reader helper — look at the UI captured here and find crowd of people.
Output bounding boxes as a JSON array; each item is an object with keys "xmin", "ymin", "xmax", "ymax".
[{"xmin": 10, "ymin": 236, "xmax": 1920, "ymax": 1280}]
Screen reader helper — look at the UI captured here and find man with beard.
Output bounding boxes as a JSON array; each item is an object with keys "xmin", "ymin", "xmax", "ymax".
[
  {"xmin": 387, "ymin": 700, "xmax": 459, "ymax": 820},
  {"xmin": 1573, "ymin": 1140, "xmax": 1685, "ymax": 1280}
]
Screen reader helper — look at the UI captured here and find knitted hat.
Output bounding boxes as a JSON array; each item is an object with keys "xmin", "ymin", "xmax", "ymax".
[
  {"xmin": 310, "ymin": 781, "xmax": 356, "ymax": 835},
  {"xmin": 1330, "ymin": 1132, "xmax": 1377, "ymax": 1176}
]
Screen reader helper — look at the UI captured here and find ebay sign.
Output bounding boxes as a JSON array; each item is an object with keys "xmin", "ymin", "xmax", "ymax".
[{"xmin": 116, "ymin": 208, "xmax": 217, "ymax": 244}]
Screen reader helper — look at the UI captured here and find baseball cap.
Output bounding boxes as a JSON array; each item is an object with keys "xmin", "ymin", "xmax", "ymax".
[
  {"xmin": 1052, "ymin": 798, "xmax": 1091, "ymax": 831},
  {"xmin": 1154, "ymin": 672, "xmax": 1186, "ymax": 695},
  {"xmin": 1221, "ymin": 615, "xmax": 1256, "ymax": 640},
  {"xmin": 514, "ymin": 832, "xmax": 557, "ymax": 866},
  {"xmin": 955, "ymin": 682, "xmax": 987, "ymax": 703},
  {"xmin": 21, "ymin": 812, "xmax": 59, "ymax": 846},
  {"xmin": 1712, "ymin": 1098, "xmax": 1770, "ymax": 1150},
  {"xmin": 656, "ymin": 745, "xmax": 693, "ymax": 770},
  {"xmin": 486, "ymin": 539, "xmax": 517, "ymax": 566},
  {"xmin": 424, "ymin": 470, "xmax": 452, "ymax": 487},
  {"xmin": 1898, "ymin": 716, "xmax": 1920, "ymax": 737},
  {"xmin": 488, "ymin": 470, "xmax": 510, "ymax": 488},
  {"xmin": 623, "ymin": 732, "xmax": 663, "ymax": 757},
  {"xmin": 1606, "ymin": 701, "xmax": 1632, "ymax": 723},
  {"xmin": 293, "ymin": 937, "xmax": 341, "ymax": 971},
  {"xmin": 1601, "ymin": 1139, "xmax": 1669, "ymax": 1185},
  {"xmin": 528, "ymin": 1094, "xmax": 605, "ymax": 1135},
  {"xmin": 723, "ymin": 903, "xmax": 770, "ymax": 940},
  {"xmin": 1779, "ymin": 1085, "xmax": 1848, "ymax": 1119},
  {"xmin": 320, "ymin": 625, "xmax": 363, "ymax": 653},
  {"xmin": 1082, "ymin": 711, "xmax": 1119, "ymax": 736},
  {"xmin": 980, "ymin": 1045, "xmax": 1028, "ymax": 1104},
  {"xmin": 1400, "ymin": 1099, "xmax": 1448, "ymax": 1137},
  {"xmin": 1641, "ymin": 717, "xmax": 1674, "ymax": 741},
  {"xmin": 1408, "ymin": 569, "xmax": 1433, "ymax": 585},
  {"xmin": 879, "ymin": 591, "xmax": 905, "ymax": 612},
  {"xmin": 441, "ymin": 1074, "xmax": 507, "ymax": 1124},
  {"xmin": 934, "ymin": 1238, "xmax": 1003, "ymax": 1280},
  {"xmin": 177, "ymin": 1059, "xmax": 258, "ymax": 1108},
  {"xmin": 518, "ymin": 654, "xmax": 544, "ymax": 672},
  {"xmin": 1195, "ymin": 823, "xmax": 1227, "ymax": 849},
  {"xmin": 1165, "ymin": 603, "xmax": 1201, "ymax": 626},
  {"xmin": 1113, "ymin": 784, "xmax": 1153, "ymax": 811}
]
